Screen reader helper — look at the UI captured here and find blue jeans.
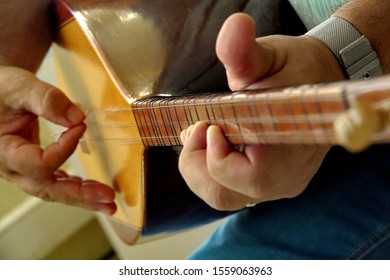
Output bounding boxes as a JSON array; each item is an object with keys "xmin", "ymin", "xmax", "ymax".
[{"xmin": 189, "ymin": 145, "xmax": 390, "ymax": 259}]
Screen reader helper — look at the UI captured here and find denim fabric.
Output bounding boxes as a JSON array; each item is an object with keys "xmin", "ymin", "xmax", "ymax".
[{"xmin": 189, "ymin": 145, "xmax": 390, "ymax": 259}]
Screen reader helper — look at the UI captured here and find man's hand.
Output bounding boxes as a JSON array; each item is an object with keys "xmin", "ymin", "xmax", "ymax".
[
  {"xmin": 179, "ymin": 13, "xmax": 344, "ymax": 211},
  {"xmin": 0, "ymin": 66, "xmax": 116, "ymax": 214}
]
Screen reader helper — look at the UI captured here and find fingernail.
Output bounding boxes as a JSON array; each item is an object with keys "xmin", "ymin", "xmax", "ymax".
[
  {"xmin": 99, "ymin": 204, "xmax": 117, "ymax": 215},
  {"xmin": 180, "ymin": 125, "xmax": 194, "ymax": 144},
  {"xmin": 244, "ymin": 81, "xmax": 272, "ymax": 90},
  {"xmin": 180, "ymin": 130, "xmax": 187, "ymax": 144},
  {"xmin": 66, "ymin": 105, "xmax": 86, "ymax": 125},
  {"xmin": 206, "ymin": 125, "xmax": 222, "ymax": 146},
  {"xmin": 98, "ymin": 197, "xmax": 115, "ymax": 203}
]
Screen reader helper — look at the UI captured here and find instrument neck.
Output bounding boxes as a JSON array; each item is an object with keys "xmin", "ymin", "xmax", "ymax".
[{"xmin": 132, "ymin": 84, "xmax": 348, "ymax": 147}]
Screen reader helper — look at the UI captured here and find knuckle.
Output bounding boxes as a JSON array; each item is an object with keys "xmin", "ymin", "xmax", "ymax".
[
  {"xmin": 40, "ymin": 86, "xmax": 61, "ymax": 114},
  {"xmin": 31, "ymin": 162, "xmax": 52, "ymax": 178},
  {"xmin": 21, "ymin": 182, "xmax": 53, "ymax": 202},
  {"xmin": 32, "ymin": 184, "xmax": 55, "ymax": 202},
  {"xmin": 0, "ymin": 168, "xmax": 16, "ymax": 180},
  {"xmin": 37, "ymin": 191, "xmax": 54, "ymax": 202}
]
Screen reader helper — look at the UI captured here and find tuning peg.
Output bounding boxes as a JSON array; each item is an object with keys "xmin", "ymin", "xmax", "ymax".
[{"xmin": 333, "ymin": 102, "xmax": 386, "ymax": 152}]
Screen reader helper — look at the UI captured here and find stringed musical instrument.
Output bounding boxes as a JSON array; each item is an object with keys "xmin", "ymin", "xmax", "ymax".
[{"xmin": 53, "ymin": 0, "xmax": 390, "ymax": 245}]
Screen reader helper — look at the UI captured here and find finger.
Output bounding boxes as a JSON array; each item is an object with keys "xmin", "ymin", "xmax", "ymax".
[
  {"xmin": 180, "ymin": 122, "xmax": 208, "ymax": 148},
  {"xmin": 179, "ymin": 122, "xmax": 209, "ymax": 184},
  {"xmin": 206, "ymin": 125, "xmax": 268, "ymax": 198},
  {"xmin": 216, "ymin": 13, "xmax": 283, "ymax": 90},
  {"xmin": 1, "ymin": 123, "xmax": 86, "ymax": 178},
  {"xmin": 15, "ymin": 174, "xmax": 116, "ymax": 215},
  {"xmin": 179, "ymin": 122, "xmax": 252, "ymax": 210},
  {"xmin": 54, "ymin": 170, "xmax": 69, "ymax": 178},
  {"xmin": 1, "ymin": 67, "xmax": 85, "ymax": 127},
  {"xmin": 42, "ymin": 123, "xmax": 86, "ymax": 171}
]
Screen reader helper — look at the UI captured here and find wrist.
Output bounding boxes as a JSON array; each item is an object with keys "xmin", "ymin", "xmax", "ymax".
[
  {"xmin": 306, "ymin": 16, "xmax": 383, "ymax": 80},
  {"xmin": 333, "ymin": 0, "xmax": 390, "ymax": 74},
  {"xmin": 301, "ymin": 34, "xmax": 345, "ymax": 82}
]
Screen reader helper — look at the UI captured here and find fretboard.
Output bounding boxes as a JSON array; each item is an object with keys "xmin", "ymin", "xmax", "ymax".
[
  {"xmin": 132, "ymin": 84, "xmax": 347, "ymax": 146},
  {"xmin": 78, "ymin": 76, "xmax": 390, "ymax": 152},
  {"xmin": 131, "ymin": 77, "xmax": 390, "ymax": 148}
]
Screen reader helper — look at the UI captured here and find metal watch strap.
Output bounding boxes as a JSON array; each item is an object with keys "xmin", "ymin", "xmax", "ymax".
[{"xmin": 306, "ymin": 17, "xmax": 383, "ymax": 79}]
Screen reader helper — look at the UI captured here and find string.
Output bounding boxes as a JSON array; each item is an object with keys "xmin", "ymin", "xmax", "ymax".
[
  {"xmin": 84, "ymin": 113, "xmax": 342, "ymax": 129},
  {"xmin": 88, "ymin": 92, "xmax": 345, "ymax": 114},
  {"xmin": 46, "ymin": 86, "xmax": 390, "ymax": 146},
  {"xmin": 60, "ymin": 127, "xmax": 390, "ymax": 146},
  {"xmin": 46, "ymin": 114, "xmax": 390, "ymax": 147},
  {"xmin": 78, "ymin": 130, "xmax": 337, "ymax": 145},
  {"xmin": 80, "ymin": 90, "xmax": 346, "ymax": 129}
]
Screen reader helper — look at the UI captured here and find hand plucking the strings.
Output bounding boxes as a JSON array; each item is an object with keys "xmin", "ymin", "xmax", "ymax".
[{"xmin": 0, "ymin": 66, "xmax": 116, "ymax": 214}]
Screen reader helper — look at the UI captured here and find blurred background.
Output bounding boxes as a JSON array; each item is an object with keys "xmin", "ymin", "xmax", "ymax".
[{"xmin": 0, "ymin": 51, "xmax": 221, "ymax": 260}]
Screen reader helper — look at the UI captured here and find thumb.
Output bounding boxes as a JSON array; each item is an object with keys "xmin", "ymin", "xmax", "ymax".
[
  {"xmin": 216, "ymin": 13, "xmax": 285, "ymax": 91},
  {"xmin": 1, "ymin": 67, "xmax": 85, "ymax": 127}
]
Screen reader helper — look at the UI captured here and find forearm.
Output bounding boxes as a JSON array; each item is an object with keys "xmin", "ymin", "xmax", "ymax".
[
  {"xmin": 334, "ymin": 0, "xmax": 390, "ymax": 73},
  {"xmin": 0, "ymin": 0, "xmax": 54, "ymax": 72}
]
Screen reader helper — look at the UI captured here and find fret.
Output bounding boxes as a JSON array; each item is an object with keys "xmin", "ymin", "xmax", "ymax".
[
  {"xmin": 307, "ymin": 85, "xmax": 345, "ymax": 144},
  {"xmin": 248, "ymin": 93, "xmax": 264, "ymax": 144},
  {"xmin": 265, "ymin": 93, "xmax": 281, "ymax": 144},
  {"xmin": 166, "ymin": 99, "xmax": 182, "ymax": 146},
  {"xmin": 184, "ymin": 96, "xmax": 196, "ymax": 128},
  {"xmin": 297, "ymin": 87, "xmax": 316, "ymax": 143},
  {"xmin": 161, "ymin": 99, "xmax": 173, "ymax": 145},
  {"xmin": 143, "ymin": 101, "xmax": 155, "ymax": 146},
  {"xmin": 192, "ymin": 96, "xmax": 201, "ymax": 123},
  {"xmin": 285, "ymin": 89, "xmax": 304, "ymax": 144},
  {"xmin": 194, "ymin": 95, "xmax": 212, "ymax": 126},
  {"xmin": 172, "ymin": 98, "xmax": 184, "ymax": 133},
  {"xmin": 204, "ymin": 94, "xmax": 221, "ymax": 126},
  {"xmin": 188, "ymin": 96, "xmax": 199, "ymax": 124},
  {"xmin": 203, "ymin": 94, "xmax": 214, "ymax": 125},
  {"xmin": 316, "ymin": 89, "xmax": 346, "ymax": 143},
  {"xmin": 314, "ymin": 86, "xmax": 331, "ymax": 143},
  {"xmin": 153, "ymin": 100, "xmax": 166, "ymax": 146},
  {"xmin": 237, "ymin": 93, "xmax": 257, "ymax": 144},
  {"xmin": 156, "ymin": 99, "xmax": 169, "ymax": 146},
  {"xmin": 156, "ymin": 98, "xmax": 168, "ymax": 146},
  {"xmin": 271, "ymin": 93, "xmax": 299, "ymax": 143},
  {"xmin": 173, "ymin": 97, "xmax": 191, "ymax": 136},
  {"xmin": 164, "ymin": 98, "xmax": 178, "ymax": 146},
  {"xmin": 217, "ymin": 94, "xmax": 234, "ymax": 143},
  {"xmin": 148, "ymin": 99, "xmax": 164, "ymax": 146},
  {"xmin": 229, "ymin": 93, "xmax": 258, "ymax": 144},
  {"xmin": 230, "ymin": 94, "xmax": 244, "ymax": 144},
  {"xmin": 299, "ymin": 87, "xmax": 318, "ymax": 144},
  {"xmin": 132, "ymin": 100, "xmax": 153, "ymax": 146},
  {"xmin": 210, "ymin": 94, "xmax": 221, "ymax": 125}
]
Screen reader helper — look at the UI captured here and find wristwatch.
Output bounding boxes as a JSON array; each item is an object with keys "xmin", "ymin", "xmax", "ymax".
[{"xmin": 306, "ymin": 17, "xmax": 383, "ymax": 79}]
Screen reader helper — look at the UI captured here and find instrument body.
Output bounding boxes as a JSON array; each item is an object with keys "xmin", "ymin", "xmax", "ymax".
[{"xmin": 53, "ymin": 0, "xmax": 389, "ymax": 244}]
